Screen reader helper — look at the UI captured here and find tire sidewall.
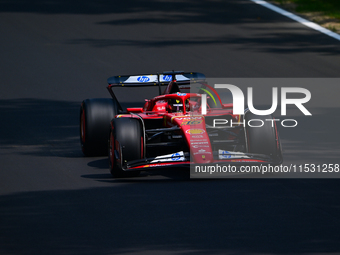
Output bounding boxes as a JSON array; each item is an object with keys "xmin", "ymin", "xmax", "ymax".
[
  {"xmin": 80, "ymin": 98, "xmax": 118, "ymax": 156},
  {"xmin": 245, "ymin": 111, "xmax": 281, "ymax": 162},
  {"xmin": 109, "ymin": 117, "xmax": 143, "ymax": 177}
]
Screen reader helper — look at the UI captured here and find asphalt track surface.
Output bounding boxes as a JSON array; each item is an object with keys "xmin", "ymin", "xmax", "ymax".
[{"xmin": 1, "ymin": 0, "xmax": 340, "ymax": 254}]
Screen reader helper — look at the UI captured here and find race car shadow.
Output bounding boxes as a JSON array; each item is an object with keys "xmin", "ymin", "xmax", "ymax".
[{"xmin": 85, "ymin": 158, "xmax": 190, "ymax": 182}]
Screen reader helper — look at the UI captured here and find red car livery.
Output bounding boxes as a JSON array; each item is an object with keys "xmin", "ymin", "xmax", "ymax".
[{"xmin": 80, "ymin": 71, "xmax": 282, "ymax": 177}]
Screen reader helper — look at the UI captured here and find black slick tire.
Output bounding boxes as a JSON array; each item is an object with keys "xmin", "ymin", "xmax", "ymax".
[
  {"xmin": 109, "ymin": 117, "xmax": 143, "ymax": 178},
  {"xmin": 80, "ymin": 98, "xmax": 118, "ymax": 156},
  {"xmin": 244, "ymin": 112, "xmax": 282, "ymax": 164}
]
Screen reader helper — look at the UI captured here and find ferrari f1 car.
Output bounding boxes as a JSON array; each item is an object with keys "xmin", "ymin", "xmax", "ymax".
[{"xmin": 80, "ymin": 71, "xmax": 282, "ymax": 177}]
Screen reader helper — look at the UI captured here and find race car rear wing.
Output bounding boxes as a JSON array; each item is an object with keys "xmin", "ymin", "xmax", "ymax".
[
  {"xmin": 107, "ymin": 71, "xmax": 205, "ymax": 87},
  {"xmin": 106, "ymin": 71, "xmax": 205, "ymax": 112}
]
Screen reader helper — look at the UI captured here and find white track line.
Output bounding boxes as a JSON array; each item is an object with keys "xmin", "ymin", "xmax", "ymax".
[{"xmin": 250, "ymin": 0, "xmax": 340, "ymax": 41}]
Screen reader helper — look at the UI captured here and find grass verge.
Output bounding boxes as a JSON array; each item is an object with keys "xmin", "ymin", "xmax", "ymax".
[{"xmin": 271, "ymin": 0, "xmax": 340, "ymax": 33}]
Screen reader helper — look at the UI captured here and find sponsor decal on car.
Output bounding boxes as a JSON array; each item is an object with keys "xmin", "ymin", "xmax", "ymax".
[
  {"xmin": 176, "ymin": 92, "xmax": 187, "ymax": 96},
  {"xmin": 181, "ymin": 120, "xmax": 202, "ymax": 126},
  {"xmin": 192, "ymin": 135, "xmax": 204, "ymax": 138},
  {"xmin": 137, "ymin": 76, "xmax": 151, "ymax": 82},
  {"xmin": 162, "ymin": 75, "xmax": 172, "ymax": 81},
  {"xmin": 150, "ymin": 151, "xmax": 185, "ymax": 163},
  {"xmin": 171, "ymin": 152, "xmax": 182, "ymax": 161},
  {"xmin": 191, "ymin": 141, "xmax": 209, "ymax": 145},
  {"xmin": 156, "ymin": 106, "xmax": 166, "ymax": 111},
  {"xmin": 192, "ymin": 145, "xmax": 210, "ymax": 148},
  {"xmin": 218, "ymin": 150, "xmax": 250, "ymax": 160},
  {"xmin": 171, "ymin": 116, "xmax": 203, "ymax": 123},
  {"xmin": 186, "ymin": 129, "xmax": 205, "ymax": 134},
  {"xmin": 123, "ymin": 75, "xmax": 157, "ymax": 83}
]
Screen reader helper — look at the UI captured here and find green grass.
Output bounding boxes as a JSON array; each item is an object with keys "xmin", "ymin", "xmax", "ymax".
[
  {"xmin": 326, "ymin": 25, "xmax": 337, "ymax": 32},
  {"xmin": 276, "ymin": 0, "xmax": 340, "ymax": 20}
]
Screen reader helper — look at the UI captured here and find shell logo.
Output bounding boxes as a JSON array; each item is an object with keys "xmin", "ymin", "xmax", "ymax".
[{"xmin": 186, "ymin": 129, "xmax": 205, "ymax": 134}]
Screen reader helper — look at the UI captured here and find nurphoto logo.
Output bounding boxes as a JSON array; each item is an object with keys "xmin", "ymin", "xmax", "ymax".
[{"xmin": 200, "ymin": 84, "xmax": 312, "ymax": 127}]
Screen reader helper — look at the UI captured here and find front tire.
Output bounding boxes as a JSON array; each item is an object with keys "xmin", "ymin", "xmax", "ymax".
[
  {"xmin": 109, "ymin": 117, "xmax": 143, "ymax": 178},
  {"xmin": 245, "ymin": 112, "xmax": 282, "ymax": 164}
]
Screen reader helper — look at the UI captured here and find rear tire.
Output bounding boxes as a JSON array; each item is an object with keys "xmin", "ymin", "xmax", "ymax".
[
  {"xmin": 245, "ymin": 112, "xmax": 282, "ymax": 164},
  {"xmin": 109, "ymin": 117, "xmax": 143, "ymax": 178},
  {"xmin": 80, "ymin": 98, "xmax": 118, "ymax": 156}
]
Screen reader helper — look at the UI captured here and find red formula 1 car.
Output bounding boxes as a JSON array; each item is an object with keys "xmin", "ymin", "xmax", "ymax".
[{"xmin": 80, "ymin": 71, "xmax": 282, "ymax": 177}]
